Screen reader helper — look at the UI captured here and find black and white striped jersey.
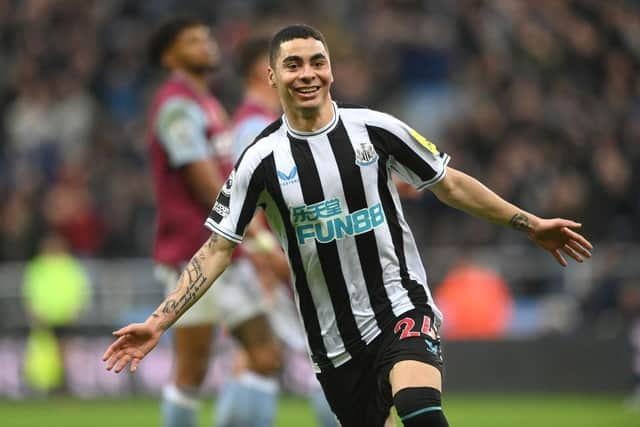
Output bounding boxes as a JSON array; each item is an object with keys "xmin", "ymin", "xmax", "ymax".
[{"xmin": 206, "ymin": 101, "xmax": 450, "ymax": 371}]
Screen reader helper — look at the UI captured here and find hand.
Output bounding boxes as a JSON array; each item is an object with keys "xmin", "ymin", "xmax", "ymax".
[
  {"xmin": 394, "ymin": 178, "xmax": 421, "ymax": 200},
  {"xmin": 102, "ymin": 322, "xmax": 162, "ymax": 373},
  {"xmin": 528, "ymin": 219, "xmax": 593, "ymax": 267}
]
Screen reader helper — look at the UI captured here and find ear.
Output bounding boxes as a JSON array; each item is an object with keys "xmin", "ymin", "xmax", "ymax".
[{"xmin": 268, "ymin": 67, "xmax": 277, "ymax": 88}]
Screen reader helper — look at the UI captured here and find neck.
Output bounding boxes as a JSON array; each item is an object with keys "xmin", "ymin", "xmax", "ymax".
[
  {"xmin": 175, "ymin": 69, "xmax": 209, "ymax": 93},
  {"xmin": 283, "ymin": 98, "xmax": 334, "ymax": 133}
]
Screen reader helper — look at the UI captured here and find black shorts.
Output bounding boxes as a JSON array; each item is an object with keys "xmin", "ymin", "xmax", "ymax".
[{"xmin": 316, "ymin": 307, "xmax": 444, "ymax": 427}]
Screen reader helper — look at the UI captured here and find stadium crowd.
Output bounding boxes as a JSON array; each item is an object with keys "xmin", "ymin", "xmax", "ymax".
[{"xmin": 0, "ymin": 0, "xmax": 638, "ymax": 321}]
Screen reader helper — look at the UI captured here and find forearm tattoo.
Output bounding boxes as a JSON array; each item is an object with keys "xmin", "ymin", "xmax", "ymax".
[
  {"xmin": 152, "ymin": 234, "xmax": 222, "ymax": 325},
  {"xmin": 160, "ymin": 255, "xmax": 208, "ymax": 318},
  {"xmin": 509, "ymin": 213, "xmax": 533, "ymax": 232}
]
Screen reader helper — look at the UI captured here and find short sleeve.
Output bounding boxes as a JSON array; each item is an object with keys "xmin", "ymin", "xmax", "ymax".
[
  {"xmin": 205, "ymin": 147, "xmax": 265, "ymax": 243},
  {"xmin": 369, "ymin": 113, "xmax": 450, "ymax": 190},
  {"xmin": 156, "ymin": 97, "xmax": 211, "ymax": 167}
]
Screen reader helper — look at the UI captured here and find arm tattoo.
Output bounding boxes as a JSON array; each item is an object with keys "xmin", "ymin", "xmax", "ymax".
[
  {"xmin": 160, "ymin": 256, "xmax": 209, "ymax": 318},
  {"xmin": 154, "ymin": 234, "xmax": 231, "ymax": 327},
  {"xmin": 509, "ymin": 213, "xmax": 533, "ymax": 233}
]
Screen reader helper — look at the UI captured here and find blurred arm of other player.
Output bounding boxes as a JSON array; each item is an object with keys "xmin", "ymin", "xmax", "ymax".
[
  {"xmin": 243, "ymin": 216, "xmax": 291, "ymax": 301},
  {"xmin": 231, "ymin": 116, "xmax": 290, "ymax": 290},
  {"xmin": 157, "ymin": 97, "xmax": 225, "ymax": 207},
  {"xmin": 430, "ymin": 166, "xmax": 593, "ymax": 267},
  {"xmin": 102, "ymin": 232, "xmax": 236, "ymax": 373},
  {"xmin": 392, "ymin": 175, "xmax": 421, "ymax": 200},
  {"xmin": 230, "ymin": 125, "xmax": 290, "ymax": 292}
]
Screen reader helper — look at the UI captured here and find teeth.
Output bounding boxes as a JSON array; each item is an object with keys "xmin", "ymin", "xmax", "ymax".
[{"xmin": 298, "ymin": 87, "xmax": 317, "ymax": 93}]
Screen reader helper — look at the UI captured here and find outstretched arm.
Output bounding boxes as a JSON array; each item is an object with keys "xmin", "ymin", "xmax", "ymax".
[
  {"xmin": 429, "ymin": 167, "xmax": 593, "ymax": 266},
  {"xmin": 102, "ymin": 233, "xmax": 236, "ymax": 373}
]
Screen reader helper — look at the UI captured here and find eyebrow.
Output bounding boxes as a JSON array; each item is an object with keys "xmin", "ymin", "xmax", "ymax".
[{"xmin": 282, "ymin": 53, "xmax": 327, "ymax": 63}]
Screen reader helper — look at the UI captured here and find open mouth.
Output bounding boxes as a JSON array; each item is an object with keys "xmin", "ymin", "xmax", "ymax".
[{"xmin": 294, "ymin": 86, "xmax": 320, "ymax": 97}]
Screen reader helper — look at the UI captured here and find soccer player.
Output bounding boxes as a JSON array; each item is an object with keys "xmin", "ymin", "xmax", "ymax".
[
  {"xmin": 227, "ymin": 36, "xmax": 336, "ymax": 427},
  {"xmin": 145, "ymin": 18, "xmax": 280, "ymax": 427},
  {"xmin": 104, "ymin": 24, "xmax": 593, "ymax": 427}
]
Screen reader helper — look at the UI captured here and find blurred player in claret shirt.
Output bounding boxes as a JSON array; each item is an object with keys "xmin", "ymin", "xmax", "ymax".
[{"xmin": 146, "ymin": 18, "xmax": 281, "ymax": 427}]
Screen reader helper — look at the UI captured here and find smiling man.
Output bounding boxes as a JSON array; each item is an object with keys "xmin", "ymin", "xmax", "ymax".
[
  {"xmin": 103, "ymin": 24, "xmax": 593, "ymax": 427},
  {"xmin": 269, "ymin": 34, "xmax": 334, "ymax": 124}
]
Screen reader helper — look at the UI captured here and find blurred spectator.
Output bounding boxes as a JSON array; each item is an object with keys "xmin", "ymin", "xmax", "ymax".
[
  {"xmin": 435, "ymin": 261, "xmax": 513, "ymax": 340},
  {"xmin": 22, "ymin": 232, "xmax": 91, "ymax": 393},
  {"xmin": 41, "ymin": 163, "xmax": 104, "ymax": 255}
]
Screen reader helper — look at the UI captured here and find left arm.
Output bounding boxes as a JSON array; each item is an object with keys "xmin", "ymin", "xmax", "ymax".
[{"xmin": 430, "ymin": 167, "xmax": 593, "ymax": 266}]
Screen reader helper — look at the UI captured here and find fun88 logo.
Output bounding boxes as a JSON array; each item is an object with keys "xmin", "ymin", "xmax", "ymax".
[{"xmin": 291, "ymin": 198, "xmax": 386, "ymax": 244}]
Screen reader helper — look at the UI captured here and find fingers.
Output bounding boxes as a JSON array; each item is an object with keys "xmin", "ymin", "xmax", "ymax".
[
  {"xmin": 104, "ymin": 349, "xmax": 142, "ymax": 374},
  {"xmin": 105, "ymin": 347, "xmax": 136, "ymax": 373},
  {"xmin": 102, "ymin": 335, "xmax": 129, "ymax": 361},
  {"xmin": 103, "ymin": 335, "xmax": 132, "ymax": 372},
  {"xmin": 104, "ymin": 324, "xmax": 137, "ymax": 361},
  {"xmin": 566, "ymin": 239, "xmax": 592, "ymax": 259},
  {"xmin": 103, "ymin": 323, "xmax": 150, "ymax": 374},
  {"xmin": 105, "ymin": 352, "xmax": 119, "ymax": 371},
  {"xmin": 114, "ymin": 355, "xmax": 132, "ymax": 373},
  {"xmin": 551, "ymin": 249, "xmax": 568, "ymax": 267},
  {"xmin": 554, "ymin": 219, "xmax": 582, "ymax": 229},
  {"xmin": 102, "ymin": 346, "xmax": 114, "ymax": 362},
  {"xmin": 562, "ymin": 244, "xmax": 583, "ymax": 263},
  {"xmin": 112, "ymin": 324, "xmax": 137, "ymax": 337},
  {"xmin": 562, "ymin": 227, "xmax": 593, "ymax": 251}
]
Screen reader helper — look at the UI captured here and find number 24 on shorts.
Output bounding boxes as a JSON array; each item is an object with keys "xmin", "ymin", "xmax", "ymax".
[{"xmin": 394, "ymin": 315, "xmax": 438, "ymax": 341}]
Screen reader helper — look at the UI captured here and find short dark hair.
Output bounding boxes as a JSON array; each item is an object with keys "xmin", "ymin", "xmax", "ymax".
[
  {"xmin": 269, "ymin": 24, "xmax": 328, "ymax": 67},
  {"xmin": 235, "ymin": 37, "xmax": 270, "ymax": 79},
  {"xmin": 148, "ymin": 17, "xmax": 205, "ymax": 67}
]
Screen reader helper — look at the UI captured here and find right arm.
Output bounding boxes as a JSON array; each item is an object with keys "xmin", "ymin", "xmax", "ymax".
[
  {"xmin": 149, "ymin": 232, "xmax": 235, "ymax": 330},
  {"xmin": 102, "ymin": 232, "xmax": 236, "ymax": 373},
  {"xmin": 104, "ymin": 125, "xmax": 269, "ymax": 373}
]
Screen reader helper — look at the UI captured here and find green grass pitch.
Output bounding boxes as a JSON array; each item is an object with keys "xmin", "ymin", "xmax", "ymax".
[{"xmin": 0, "ymin": 394, "xmax": 637, "ymax": 426}]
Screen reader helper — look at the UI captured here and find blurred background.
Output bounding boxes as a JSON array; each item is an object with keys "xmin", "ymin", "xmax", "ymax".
[{"xmin": 0, "ymin": 0, "xmax": 639, "ymax": 426}]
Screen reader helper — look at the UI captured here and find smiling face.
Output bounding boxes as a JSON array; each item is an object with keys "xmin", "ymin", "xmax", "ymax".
[{"xmin": 268, "ymin": 37, "xmax": 333, "ymax": 118}]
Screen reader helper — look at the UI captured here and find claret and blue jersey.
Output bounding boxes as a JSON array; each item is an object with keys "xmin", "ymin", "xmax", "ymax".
[{"xmin": 206, "ymin": 101, "xmax": 450, "ymax": 372}]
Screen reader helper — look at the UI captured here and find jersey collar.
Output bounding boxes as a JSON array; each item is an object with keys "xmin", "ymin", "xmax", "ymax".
[{"xmin": 283, "ymin": 101, "xmax": 339, "ymax": 138}]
